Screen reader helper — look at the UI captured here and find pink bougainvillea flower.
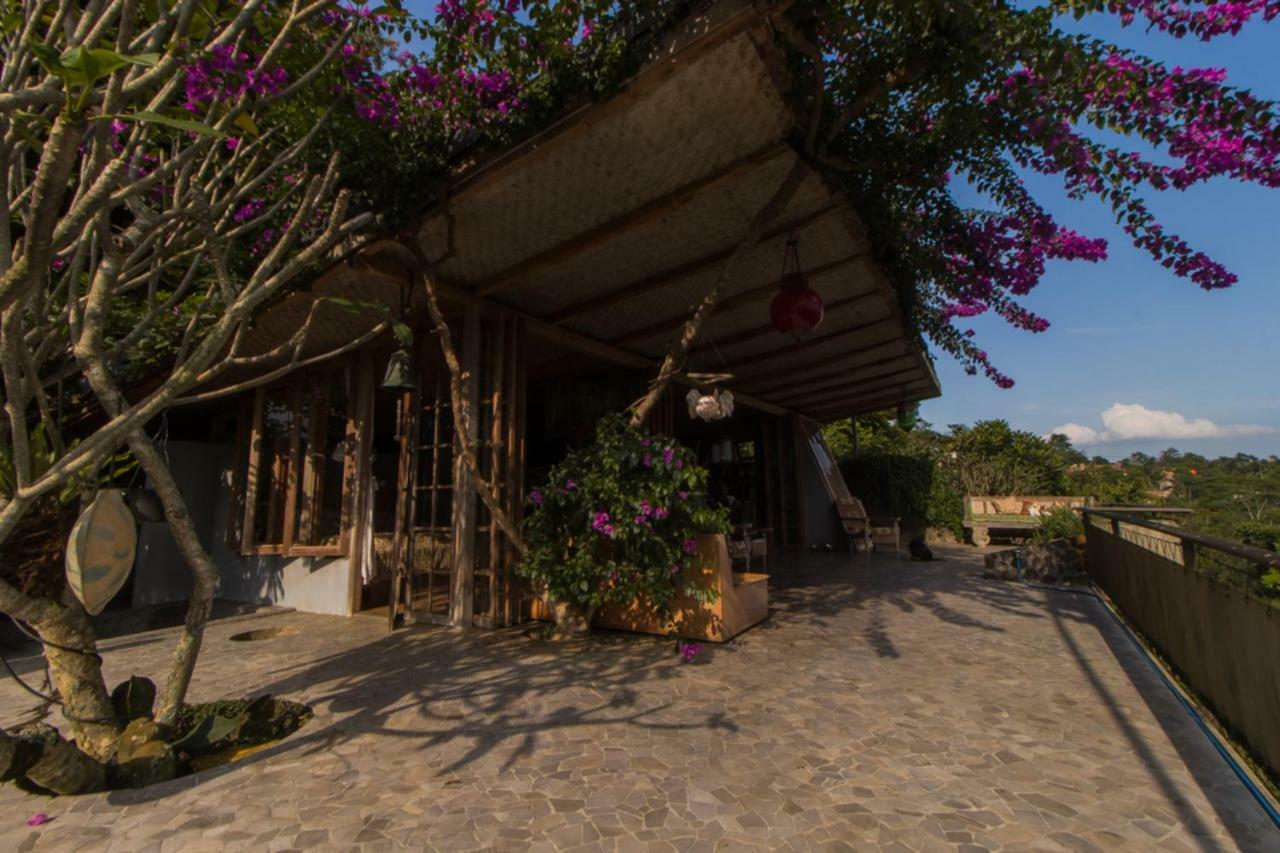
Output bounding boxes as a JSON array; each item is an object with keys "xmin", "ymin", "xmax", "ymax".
[
  {"xmin": 564, "ymin": 480, "xmax": 576, "ymax": 490},
  {"xmin": 682, "ymin": 538, "xmax": 698, "ymax": 554},
  {"xmin": 679, "ymin": 642, "xmax": 701, "ymax": 662},
  {"xmin": 527, "ymin": 488, "xmax": 543, "ymax": 506},
  {"xmin": 26, "ymin": 813, "xmax": 52, "ymax": 827}
]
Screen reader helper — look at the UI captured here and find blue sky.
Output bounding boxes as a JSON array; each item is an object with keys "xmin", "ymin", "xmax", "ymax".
[{"xmin": 920, "ymin": 14, "xmax": 1280, "ymax": 460}]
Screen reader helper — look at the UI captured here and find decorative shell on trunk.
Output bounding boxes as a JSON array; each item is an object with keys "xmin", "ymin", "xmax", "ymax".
[{"xmin": 66, "ymin": 489, "xmax": 137, "ymax": 615}]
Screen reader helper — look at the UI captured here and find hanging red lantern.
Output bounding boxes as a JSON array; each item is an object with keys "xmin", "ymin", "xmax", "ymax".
[{"xmin": 770, "ymin": 237, "xmax": 824, "ymax": 335}]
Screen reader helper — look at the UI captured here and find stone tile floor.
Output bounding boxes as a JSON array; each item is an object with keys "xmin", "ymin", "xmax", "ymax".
[{"xmin": 1, "ymin": 547, "xmax": 1276, "ymax": 851}]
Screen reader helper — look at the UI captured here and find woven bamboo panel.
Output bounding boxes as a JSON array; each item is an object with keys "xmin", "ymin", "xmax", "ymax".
[{"xmin": 417, "ymin": 32, "xmax": 793, "ymax": 286}]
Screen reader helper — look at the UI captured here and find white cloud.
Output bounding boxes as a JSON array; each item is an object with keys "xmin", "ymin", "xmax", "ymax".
[{"xmin": 1048, "ymin": 403, "xmax": 1275, "ymax": 446}]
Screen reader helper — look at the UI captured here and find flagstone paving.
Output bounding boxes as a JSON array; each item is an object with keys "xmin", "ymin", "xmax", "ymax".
[{"xmin": 1, "ymin": 547, "xmax": 1276, "ymax": 851}]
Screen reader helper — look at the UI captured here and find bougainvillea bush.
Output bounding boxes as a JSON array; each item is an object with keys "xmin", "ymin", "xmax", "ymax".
[{"xmin": 520, "ymin": 415, "xmax": 728, "ymax": 618}]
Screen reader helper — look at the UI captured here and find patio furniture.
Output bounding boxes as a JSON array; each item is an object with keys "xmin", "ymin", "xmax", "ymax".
[
  {"xmin": 836, "ymin": 497, "xmax": 900, "ymax": 555},
  {"xmin": 728, "ymin": 525, "xmax": 770, "ymax": 572},
  {"xmin": 593, "ymin": 533, "xmax": 768, "ymax": 642},
  {"xmin": 964, "ymin": 495, "xmax": 1093, "ymax": 547}
]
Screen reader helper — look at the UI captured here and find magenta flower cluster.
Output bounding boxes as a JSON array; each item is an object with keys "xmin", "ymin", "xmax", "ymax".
[
  {"xmin": 183, "ymin": 44, "xmax": 286, "ymax": 112},
  {"xmin": 1107, "ymin": 0, "xmax": 1279, "ymax": 41},
  {"xmin": 592, "ymin": 511, "xmax": 615, "ymax": 539}
]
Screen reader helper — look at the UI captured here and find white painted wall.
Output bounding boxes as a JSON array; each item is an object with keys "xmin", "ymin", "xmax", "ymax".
[{"xmin": 132, "ymin": 441, "xmax": 354, "ymax": 616}]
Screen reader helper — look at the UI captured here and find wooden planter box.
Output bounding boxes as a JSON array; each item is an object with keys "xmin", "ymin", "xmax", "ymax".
[{"xmin": 531, "ymin": 534, "xmax": 769, "ymax": 642}]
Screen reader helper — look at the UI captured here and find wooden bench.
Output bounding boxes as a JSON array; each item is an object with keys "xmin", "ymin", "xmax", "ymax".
[
  {"xmin": 835, "ymin": 497, "xmax": 900, "ymax": 555},
  {"xmin": 963, "ymin": 495, "xmax": 1093, "ymax": 547}
]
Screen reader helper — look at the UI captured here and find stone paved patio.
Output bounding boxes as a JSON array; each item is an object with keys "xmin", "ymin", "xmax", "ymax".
[{"xmin": 1, "ymin": 547, "xmax": 1276, "ymax": 851}]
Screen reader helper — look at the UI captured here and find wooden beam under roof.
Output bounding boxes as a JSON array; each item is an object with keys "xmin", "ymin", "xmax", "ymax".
[
  {"xmin": 749, "ymin": 352, "xmax": 918, "ymax": 396},
  {"xmin": 722, "ymin": 315, "xmax": 895, "ymax": 373},
  {"xmin": 550, "ymin": 202, "xmax": 848, "ymax": 326},
  {"xmin": 734, "ymin": 335, "xmax": 906, "ymax": 385},
  {"xmin": 474, "ymin": 141, "xmax": 792, "ymax": 297},
  {"xmin": 770, "ymin": 367, "xmax": 924, "ymax": 405},
  {"xmin": 351, "ymin": 250, "xmax": 797, "ymax": 417},
  {"xmin": 805, "ymin": 381, "xmax": 939, "ymax": 419},
  {"xmin": 689, "ymin": 285, "xmax": 880, "ymax": 355}
]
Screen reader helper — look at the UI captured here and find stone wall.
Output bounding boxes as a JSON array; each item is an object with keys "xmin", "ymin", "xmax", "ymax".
[{"xmin": 983, "ymin": 539, "xmax": 1087, "ymax": 586}]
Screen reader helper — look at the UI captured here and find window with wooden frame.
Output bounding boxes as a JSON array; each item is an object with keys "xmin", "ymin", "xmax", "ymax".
[{"xmin": 237, "ymin": 364, "xmax": 357, "ymax": 556}]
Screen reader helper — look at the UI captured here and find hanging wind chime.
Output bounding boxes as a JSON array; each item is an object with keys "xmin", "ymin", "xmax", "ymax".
[{"xmin": 770, "ymin": 236, "xmax": 824, "ymax": 336}]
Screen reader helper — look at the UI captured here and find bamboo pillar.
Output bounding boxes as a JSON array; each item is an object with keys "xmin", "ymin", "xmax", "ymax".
[{"xmin": 449, "ymin": 305, "xmax": 481, "ymax": 628}]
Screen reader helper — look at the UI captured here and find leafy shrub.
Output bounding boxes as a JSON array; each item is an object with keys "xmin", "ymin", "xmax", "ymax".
[
  {"xmin": 1236, "ymin": 521, "xmax": 1280, "ymax": 552},
  {"xmin": 842, "ymin": 453, "xmax": 933, "ymax": 528},
  {"xmin": 1066, "ymin": 465, "xmax": 1155, "ymax": 505},
  {"xmin": 1236, "ymin": 522, "xmax": 1280, "ymax": 595},
  {"xmin": 1033, "ymin": 507, "xmax": 1084, "ymax": 543},
  {"xmin": 520, "ymin": 415, "xmax": 728, "ymax": 614},
  {"xmin": 927, "ymin": 475, "xmax": 966, "ymax": 539}
]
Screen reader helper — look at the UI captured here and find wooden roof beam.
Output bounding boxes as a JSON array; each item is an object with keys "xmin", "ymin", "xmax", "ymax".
[
  {"xmin": 689, "ymin": 284, "xmax": 879, "ymax": 355},
  {"xmin": 723, "ymin": 316, "xmax": 896, "ymax": 373},
  {"xmin": 770, "ymin": 367, "xmax": 924, "ymax": 405},
  {"xmin": 805, "ymin": 381, "xmax": 939, "ymax": 419},
  {"xmin": 552, "ymin": 202, "xmax": 848, "ymax": 328},
  {"xmin": 474, "ymin": 141, "xmax": 792, "ymax": 297},
  {"xmin": 735, "ymin": 335, "xmax": 907, "ymax": 386},
  {"xmin": 749, "ymin": 352, "xmax": 917, "ymax": 396},
  {"xmin": 352, "ymin": 247, "xmax": 802, "ymax": 417}
]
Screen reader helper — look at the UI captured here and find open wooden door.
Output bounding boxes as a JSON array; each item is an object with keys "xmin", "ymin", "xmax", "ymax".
[{"xmin": 389, "ymin": 309, "xmax": 527, "ymax": 629}]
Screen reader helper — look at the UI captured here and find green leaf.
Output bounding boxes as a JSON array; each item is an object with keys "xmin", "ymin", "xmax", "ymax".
[
  {"xmin": 116, "ymin": 111, "xmax": 225, "ymax": 137},
  {"xmin": 28, "ymin": 41, "xmax": 64, "ymax": 76},
  {"xmin": 48, "ymin": 46, "xmax": 157, "ymax": 86},
  {"xmin": 233, "ymin": 112, "xmax": 260, "ymax": 138},
  {"xmin": 170, "ymin": 711, "xmax": 246, "ymax": 754}
]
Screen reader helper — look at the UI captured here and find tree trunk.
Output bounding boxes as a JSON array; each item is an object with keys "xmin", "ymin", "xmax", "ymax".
[
  {"xmin": 32, "ymin": 599, "xmax": 119, "ymax": 762},
  {"xmin": 73, "ymin": 318, "xmax": 221, "ymax": 724},
  {"xmin": 124, "ymin": 431, "xmax": 220, "ymax": 725},
  {"xmin": 399, "ymin": 240, "xmax": 528, "ymax": 557},
  {"xmin": 10, "ymin": 723, "xmax": 107, "ymax": 795},
  {"xmin": 629, "ymin": 158, "xmax": 810, "ymax": 427}
]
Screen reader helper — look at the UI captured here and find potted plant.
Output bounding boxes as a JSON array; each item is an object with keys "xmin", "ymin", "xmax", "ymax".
[{"xmin": 520, "ymin": 415, "xmax": 727, "ymax": 637}]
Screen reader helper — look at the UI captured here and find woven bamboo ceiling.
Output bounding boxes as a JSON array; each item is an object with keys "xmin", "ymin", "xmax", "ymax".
[{"xmin": 210, "ymin": 0, "xmax": 938, "ymax": 421}]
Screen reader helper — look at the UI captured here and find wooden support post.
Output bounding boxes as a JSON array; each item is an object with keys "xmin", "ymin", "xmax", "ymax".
[
  {"xmin": 347, "ymin": 351, "xmax": 375, "ymax": 617},
  {"xmin": 450, "ymin": 305, "xmax": 481, "ymax": 628}
]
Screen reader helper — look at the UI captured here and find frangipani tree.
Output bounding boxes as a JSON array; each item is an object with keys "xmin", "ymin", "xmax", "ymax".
[{"xmin": 0, "ymin": 0, "xmax": 594, "ymax": 792}]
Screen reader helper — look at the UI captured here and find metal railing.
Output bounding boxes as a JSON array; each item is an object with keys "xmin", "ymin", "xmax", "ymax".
[
  {"xmin": 1081, "ymin": 508, "xmax": 1280, "ymax": 784},
  {"xmin": 1083, "ymin": 508, "xmax": 1280, "ymax": 604}
]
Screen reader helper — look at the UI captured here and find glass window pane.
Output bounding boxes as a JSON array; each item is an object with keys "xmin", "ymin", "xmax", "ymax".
[{"xmin": 252, "ymin": 387, "xmax": 294, "ymax": 545}]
